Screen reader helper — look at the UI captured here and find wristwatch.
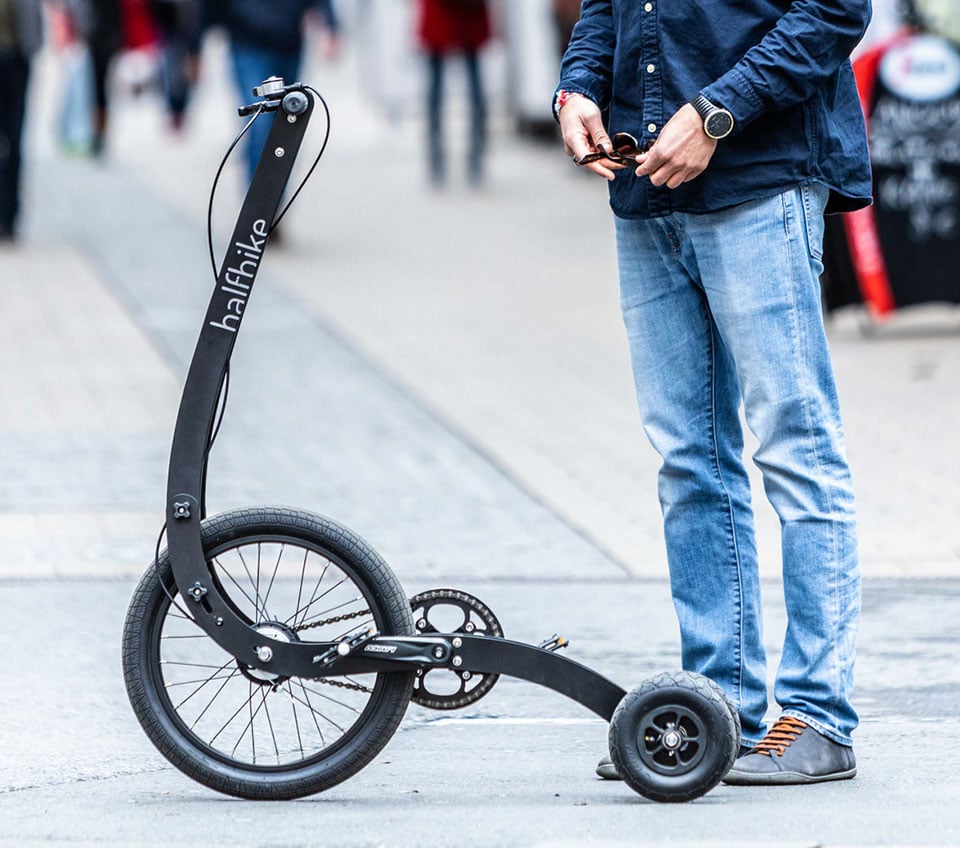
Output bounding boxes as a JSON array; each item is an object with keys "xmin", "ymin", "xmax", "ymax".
[{"xmin": 691, "ymin": 94, "xmax": 735, "ymax": 140}]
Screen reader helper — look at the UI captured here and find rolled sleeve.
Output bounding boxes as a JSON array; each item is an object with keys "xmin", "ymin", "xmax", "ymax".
[
  {"xmin": 555, "ymin": 0, "xmax": 615, "ymax": 112},
  {"xmin": 701, "ymin": 0, "xmax": 871, "ymax": 129}
]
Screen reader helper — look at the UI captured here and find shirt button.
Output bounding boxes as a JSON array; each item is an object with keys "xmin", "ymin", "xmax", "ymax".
[
  {"xmin": 644, "ymin": 2, "xmax": 653, "ymax": 10},
  {"xmin": 647, "ymin": 122, "xmax": 657, "ymax": 133},
  {"xmin": 646, "ymin": 64, "xmax": 656, "ymax": 74}
]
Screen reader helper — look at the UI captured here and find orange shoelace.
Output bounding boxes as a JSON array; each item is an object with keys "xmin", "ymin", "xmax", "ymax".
[{"xmin": 753, "ymin": 716, "xmax": 808, "ymax": 757}]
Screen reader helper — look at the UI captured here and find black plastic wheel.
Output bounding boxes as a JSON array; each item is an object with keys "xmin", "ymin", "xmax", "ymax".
[
  {"xmin": 609, "ymin": 671, "xmax": 740, "ymax": 803},
  {"xmin": 122, "ymin": 507, "xmax": 415, "ymax": 800}
]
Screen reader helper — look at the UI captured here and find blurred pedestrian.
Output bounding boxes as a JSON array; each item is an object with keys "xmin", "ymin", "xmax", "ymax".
[
  {"xmin": 0, "ymin": 0, "xmax": 42, "ymax": 241},
  {"xmin": 150, "ymin": 0, "xmax": 202, "ymax": 132},
  {"xmin": 557, "ymin": 0, "xmax": 871, "ymax": 785},
  {"xmin": 217, "ymin": 0, "xmax": 340, "ymax": 183},
  {"xmin": 416, "ymin": 0, "xmax": 491, "ymax": 186},
  {"xmin": 65, "ymin": 0, "xmax": 124, "ymax": 155}
]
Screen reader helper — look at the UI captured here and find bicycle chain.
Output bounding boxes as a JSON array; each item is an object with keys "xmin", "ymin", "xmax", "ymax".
[
  {"xmin": 314, "ymin": 676, "xmax": 372, "ymax": 694},
  {"xmin": 294, "ymin": 607, "xmax": 371, "ymax": 632}
]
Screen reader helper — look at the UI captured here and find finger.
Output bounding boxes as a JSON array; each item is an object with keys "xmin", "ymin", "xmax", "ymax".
[
  {"xmin": 582, "ymin": 112, "xmax": 612, "ymax": 154},
  {"xmin": 634, "ymin": 149, "xmax": 665, "ymax": 177},
  {"xmin": 647, "ymin": 164, "xmax": 682, "ymax": 187},
  {"xmin": 582, "ymin": 161, "xmax": 619, "ymax": 181},
  {"xmin": 566, "ymin": 129, "xmax": 598, "ymax": 162},
  {"xmin": 666, "ymin": 171, "xmax": 688, "ymax": 189}
]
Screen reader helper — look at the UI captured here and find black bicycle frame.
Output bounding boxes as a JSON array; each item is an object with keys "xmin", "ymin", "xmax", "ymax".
[{"xmin": 163, "ymin": 84, "xmax": 627, "ymax": 722}]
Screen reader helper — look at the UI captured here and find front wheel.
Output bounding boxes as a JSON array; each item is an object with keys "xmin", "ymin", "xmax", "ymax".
[
  {"xmin": 122, "ymin": 507, "xmax": 416, "ymax": 800},
  {"xmin": 609, "ymin": 671, "xmax": 739, "ymax": 803}
]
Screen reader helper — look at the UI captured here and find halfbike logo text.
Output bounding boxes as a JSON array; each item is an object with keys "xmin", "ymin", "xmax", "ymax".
[{"xmin": 209, "ymin": 218, "xmax": 269, "ymax": 333}]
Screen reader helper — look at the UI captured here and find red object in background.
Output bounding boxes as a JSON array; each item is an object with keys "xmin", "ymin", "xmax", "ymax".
[
  {"xmin": 417, "ymin": 0, "xmax": 491, "ymax": 53},
  {"xmin": 121, "ymin": 0, "xmax": 158, "ymax": 50},
  {"xmin": 842, "ymin": 37, "xmax": 906, "ymax": 318}
]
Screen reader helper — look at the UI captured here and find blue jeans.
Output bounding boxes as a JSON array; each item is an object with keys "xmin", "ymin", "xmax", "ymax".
[
  {"xmin": 615, "ymin": 185, "xmax": 860, "ymax": 747},
  {"xmin": 426, "ymin": 50, "xmax": 487, "ymax": 185},
  {"xmin": 229, "ymin": 43, "xmax": 302, "ymax": 183}
]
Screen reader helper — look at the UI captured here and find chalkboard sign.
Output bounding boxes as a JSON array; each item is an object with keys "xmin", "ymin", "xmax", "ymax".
[{"xmin": 823, "ymin": 33, "xmax": 960, "ymax": 315}]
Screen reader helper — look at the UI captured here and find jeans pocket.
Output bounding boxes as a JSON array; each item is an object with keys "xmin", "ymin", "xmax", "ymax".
[{"xmin": 799, "ymin": 184, "xmax": 828, "ymax": 262}]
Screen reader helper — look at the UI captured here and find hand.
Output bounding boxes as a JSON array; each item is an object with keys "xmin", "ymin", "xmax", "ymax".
[
  {"xmin": 559, "ymin": 95, "xmax": 629, "ymax": 181},
  {"xmin": 634, "ymin": 104, "xmax": 717, "ymax": 189}
]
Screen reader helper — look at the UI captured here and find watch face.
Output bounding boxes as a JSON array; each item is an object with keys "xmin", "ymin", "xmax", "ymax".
[{"xmin": 705, "ymin": 110, "xmax": 734, "ymax": 138}]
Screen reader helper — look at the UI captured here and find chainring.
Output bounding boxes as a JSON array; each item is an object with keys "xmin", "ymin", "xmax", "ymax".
[{"xmin": 409, "ymin": 588, "xmax": 504, "ymax": 710}]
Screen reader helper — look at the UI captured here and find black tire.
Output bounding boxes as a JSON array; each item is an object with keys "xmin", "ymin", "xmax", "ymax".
[
  {"xmin": 609, "ymin": 671, "xmax": 739, "ymax": 803},
  {"xmin": 122, "ymin": 507, "xmax": 415, "ymax": 800}
]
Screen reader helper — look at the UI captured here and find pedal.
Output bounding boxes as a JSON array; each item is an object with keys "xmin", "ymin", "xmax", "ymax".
[{"xmin": 537, "ymin": 634, "xmax": 569, "ymax": 652}]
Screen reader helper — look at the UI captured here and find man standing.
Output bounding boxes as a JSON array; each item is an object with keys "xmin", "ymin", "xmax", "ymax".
[
  {"xmin": 0, "ymin": 0, "xmax": 42, "ymax": 241},
  {"xmin": 555, "ymin": 0, "xmax": 870, "ymax": 785}
]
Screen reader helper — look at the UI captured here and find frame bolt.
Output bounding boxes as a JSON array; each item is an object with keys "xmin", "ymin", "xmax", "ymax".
[
  {"xmin": 275, "ymin": 147, "xmax": 285, "ymax": 157},
  {"xmin": 452, "ymin": 637, "xmax": 462, "ymax": 648},
  {"xmin": 432, "ymin": 646, "xmax": 445, "ymax": 659},
  {"xmin": 452, "ymin": 656, "xmax": 463, "ymax": 668},
  {"xmin": 255, "ymin": 646, "xmax": 273, "ymax": 663},
  {"xmin": 173, "ymin": 502, "xmax": 191, "ymax": 519}
]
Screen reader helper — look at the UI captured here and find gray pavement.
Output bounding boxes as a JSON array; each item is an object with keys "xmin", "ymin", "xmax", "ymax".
[{"xmin": 1, "ymin": 32, "xmax": 959, "ymax": 848}]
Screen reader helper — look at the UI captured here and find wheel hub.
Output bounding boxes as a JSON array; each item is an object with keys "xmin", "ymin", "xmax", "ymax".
[
  {"xmin": 662, "ymin": 728, "xmax": 683, "ymax": 751},
  {"xmin": 240, "ymin": 622, "xmax": 298, "ymax": 685}
]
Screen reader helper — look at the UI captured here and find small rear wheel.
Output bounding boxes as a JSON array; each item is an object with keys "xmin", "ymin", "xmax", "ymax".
[
  {"xmin": 122, "ymin": 507, "xmax": 415, "ymax": 800},
  {"xmin": 609, "ymin": 671, "xmax": 739, "ymax": 802}
]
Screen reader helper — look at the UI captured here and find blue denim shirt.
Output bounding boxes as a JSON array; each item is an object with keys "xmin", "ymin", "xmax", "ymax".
[{"xmin": 557, "ymin": 0, "xmax": 873, "ymax": 218}]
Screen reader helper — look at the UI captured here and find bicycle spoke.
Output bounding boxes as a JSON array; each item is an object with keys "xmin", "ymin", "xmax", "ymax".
[
  {"xmin": 188, "ymin": 668, "xmax": 242, "ymax": 730},
  {"xmin": 172, "ymin": 657, "xmax": 236, "ymax": 710},
  {"xmin": 287, "ymin": 576, "xmax": 348, "ymax": 629},
  {"xmin": 213, "ymin": 555, "xmax": 265, "ymax": 621},
  {"xmin": 165, "ymin": 673, "xmax": 237, "ymax": 688},
  {"xmin": 300, "ymin": 682, "xmax": 362, "ymax": 717},
  {"xmin": 287, "ymin": 685, "xmax": 345, "ymax": 734},
  {"xmin": 289, "ymin": 563, "xmax": 330, "ymax": 627},
  {"xmin": 296, "ymin": 680, "xmax": 327, "ymax": 746},
  {"xmin": 208, "ymin": 684, "xmax": 258, "ymax": 746},
  {"xmin": 331, "ymin": 617, "xmax": 375, "ymax": 642},
  {"xmin": 294, "ymin": 548, "xmax": 309, "ymax": 629},
  {"xmin": 286, "ymin": 682, "xmax": 306, "ymax": 759},
  {"xmin": 236, "ymin": 548, "xmax": 269, "ymax": 622},
  {"xmin": 295, "ymin": 595, "xmax": 366, "ymax": 629},
  {"xmin": 259, "ymin": 544, "xmax": 285, "ymax": 621},
  {"xmin": 261, "ymin": 689, "xmax": 281, "ymax": 764}
]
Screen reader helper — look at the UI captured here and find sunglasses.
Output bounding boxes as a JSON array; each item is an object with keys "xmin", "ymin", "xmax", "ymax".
[{"xmin": 574, "ymin": 132, "xmax": 650, "ymax": 168}]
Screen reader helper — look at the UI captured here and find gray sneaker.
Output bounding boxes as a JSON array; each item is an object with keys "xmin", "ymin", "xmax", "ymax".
[
  {"xmin": 723, "ymin": 715, "xmax": 856, "ymax": 785},
  {"xmin": 596, "ymin": 754, "xmax": 620, "ymax": 780}
]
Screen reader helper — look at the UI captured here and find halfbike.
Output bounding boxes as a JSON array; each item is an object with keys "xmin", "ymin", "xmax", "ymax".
[{"xmin": 121, "ymin": 78, "xmax": 740, "ymax": 803}]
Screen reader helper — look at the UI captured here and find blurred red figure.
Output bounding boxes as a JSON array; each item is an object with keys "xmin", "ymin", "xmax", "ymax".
[{"xmin": 416, "ymin": 0, "xmax": 491, "ymax": 186}]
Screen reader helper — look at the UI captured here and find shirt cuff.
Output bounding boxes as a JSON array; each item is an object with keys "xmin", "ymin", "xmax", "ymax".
[
  {"xmin": 552, "ymin": 84, "xmax": 599, "ymax": 122},
  {"xmin": 700, "ymin": 68, "xmax": 767, "ymax": 133}
]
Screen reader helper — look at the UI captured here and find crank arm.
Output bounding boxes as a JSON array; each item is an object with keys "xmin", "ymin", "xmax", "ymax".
[{"xmin": 312, "ymin": 635, "xmax": 455, "ymax": 673}]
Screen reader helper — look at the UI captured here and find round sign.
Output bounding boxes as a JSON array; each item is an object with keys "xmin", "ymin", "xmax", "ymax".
[{"xmin": 879, "ymin": 34, "xmax": 960, "ymax": 102}]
